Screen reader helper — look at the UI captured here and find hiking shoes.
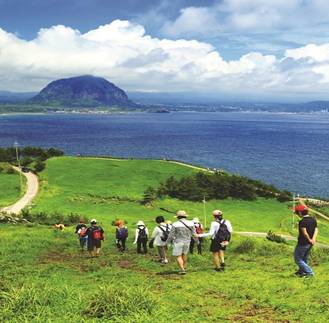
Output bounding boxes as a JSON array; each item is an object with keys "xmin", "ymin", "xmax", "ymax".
[
  {"xmin": 178, "ymin": 270, "xmax": 186, "ymax": 275},
  {"xmin": 214, "ymin": 267, "xmax": 221, "ymax": 272}
]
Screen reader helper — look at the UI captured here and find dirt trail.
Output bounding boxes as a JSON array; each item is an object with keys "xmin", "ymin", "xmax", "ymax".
[
  {"xmin": 297, "ymin": 198, "xmax": 329, "ymax": 221},
  {"xmin": 1, "ymin": 166, "xmax": 39, "ymax": 214},
  {"xmin": 236, "ymin": 231, "xmax": 329, "ymax": 249}
]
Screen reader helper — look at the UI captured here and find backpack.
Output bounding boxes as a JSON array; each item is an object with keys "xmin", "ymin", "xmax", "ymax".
[
  {"xmin": 214, "ymin": 220, "xmax": 231, "ymax": 243},
  {"xmin": 159, "ymin": 224, "xmax": 169, "ymax": 242},
  {"xmin": 138, "ymin": 227, "xmax": 147, "ymax": 239},
  {"xmin": 195, "ymin": 224, "xmax": 203, "ymax": 235},
  {"xmin": 79, "ymin": 227, "xmax": 87, "ymax": 237},
  {"xmin": 92, "ymin": 228, "xmax": 104, "ymax": 240},
  {"xmin": 117, "ymin": 227, "xmax": 128, "ymax": 239}
]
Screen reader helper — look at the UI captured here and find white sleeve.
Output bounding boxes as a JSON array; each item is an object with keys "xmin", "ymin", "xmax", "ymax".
[
  {"xmin": 146, "ymin": 227, "xmax": 149, "ymax": 236},
  {"xmin": 226, "ymin": 220, "xmax": 233, "ymax": 233},
  {"xmin": 199, "ymin": 222, "xmax": 218, "ymax": 238},
  {"xmin": 151, "ymin": 227, "xmax": 158, "ymax": 239},
  {"xmin": 134, "ymin": 229, "xmax": 138, "ymax": 242}
]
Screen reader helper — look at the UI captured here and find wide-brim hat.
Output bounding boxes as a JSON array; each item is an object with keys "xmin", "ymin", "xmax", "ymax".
[
  {"xmin": 212, "ymin": 210, "xmax": 223, "ymax": 216},
  {"xmin": 192, "ymin": 217, "xmax": 200, "ymax": 223},
  {"xmin": 137, "ymin": 220, "xmax": 145, "ymax": 226},
  {"xmin": 175, "ymin": 210, "xmax": 188, "ymax": 218}
]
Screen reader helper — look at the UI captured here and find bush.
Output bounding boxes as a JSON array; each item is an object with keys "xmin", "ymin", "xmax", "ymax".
[
  {"xmin": 33, "ymin": 160, "xmax": 46, "ymax": 173},
  {"xmin": 83, "ymin": 285, "xmax": 157, "ymax": 320},
  {"xmin": 266, "ymin": 230, "xmax": 287, "ymax": 244},
  {"xmin": 234, "ymin": 238, "xmax": 257, "ymax": 254}
]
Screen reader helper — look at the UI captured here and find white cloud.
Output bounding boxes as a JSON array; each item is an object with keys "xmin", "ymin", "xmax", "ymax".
[
  {"xmin": 162, "ymin": 0, "xmax": 329, "ymax": 36},
  {"xmin": 0, "ymin": 20, "xmax": 329, "ymax": 100}
]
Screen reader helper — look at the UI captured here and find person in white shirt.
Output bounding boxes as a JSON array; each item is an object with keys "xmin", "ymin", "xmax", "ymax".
[
  {"xmin": 150, "ymin": 216, "xmax": 171, "ymax": 264},
  {"xmin": 133, "ymin": 221, "xmax": 149, "ymax": 254},
  {"xmin": 198, "ymin": 210, "xmax": 233, "ymax": 271},
  {"xmin": 167, "ymin": 210, "xmax": 196, "ymax": 275}
]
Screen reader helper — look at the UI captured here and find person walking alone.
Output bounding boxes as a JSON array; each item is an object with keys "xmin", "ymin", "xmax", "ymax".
[
  {"xmin": 133, "ymin": 221, "xmax": 149, "ymax": 254},
  {"xmin": 294, "ymin": 205, "xmax": 318, "ymax": 277},
  {"xmin": 167, "ymin": 210, "xmax": 196, "ymax": 275},
  {"xmin": 198, "ymin": 210, "xmax": 233, "ymax": 271}
]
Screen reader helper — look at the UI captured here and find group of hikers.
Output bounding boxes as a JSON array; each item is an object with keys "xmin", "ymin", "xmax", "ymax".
[
  {"xmin": 74, "ymin": 209, "xmax": 233, "ymax": 274},
  {"xmin": 73, "ymin": 204, "xmax": 318, "ymax": 277}
]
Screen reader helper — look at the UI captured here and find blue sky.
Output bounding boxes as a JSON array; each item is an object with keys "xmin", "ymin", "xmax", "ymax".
[{"xmin": 1, "ymin": 0, "xmax": 329, "ymax": 101}]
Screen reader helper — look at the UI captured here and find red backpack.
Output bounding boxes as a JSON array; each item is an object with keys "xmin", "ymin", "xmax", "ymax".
[
  {"xmin": 79, "ymin": 227, "xmax": 87, "ymax": 237},
  {"xmin": 195, "ymin": 224, "xmax": 203, "ymax": 234},
  {"xmin": 92, "ymin": 228, "xmax": 103, "ymax": 240}
]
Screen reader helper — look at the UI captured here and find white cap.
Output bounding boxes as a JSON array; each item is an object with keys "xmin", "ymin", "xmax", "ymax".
[
  {"xmin": 137, "ymin": 220, "xmax": 145, "ymax": 226},
  {"xmin": 91, "ymin": 219, "xmax": 97, "ymax": 224}
]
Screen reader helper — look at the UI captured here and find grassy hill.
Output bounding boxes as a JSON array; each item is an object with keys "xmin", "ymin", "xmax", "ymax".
[
  {"xmin": 0, "ymin": 163, "xmax": 22, "ymax": 208},
  {"xmin": 1, "ymin": 157, "xmax": 329, "ymax": 321},
  {"xmin": 32, "ymin": 157, "xmax": 293, "ymax": 233},
  {"xmin": 1, "ymin": 224, "xmax": 329, "ymax": 322}
]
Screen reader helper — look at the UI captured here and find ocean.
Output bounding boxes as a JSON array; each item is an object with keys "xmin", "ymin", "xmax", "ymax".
[{"xmin": 0, "ymin": 112, "xmax": 328, "ymax": 198}]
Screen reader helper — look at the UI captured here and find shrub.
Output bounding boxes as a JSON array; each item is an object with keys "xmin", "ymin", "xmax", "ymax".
[
  {"xmin": 266, "ymin": 230, "xmax": 287, "ymax": 244},
  {"xmin": 34, "ymin": 160, "xmax": 46, "ymax": 173},
  {"xmin": 234, "ymin": 238, "xmax": 257, "ymax": 254},
  {"xmin": 83, "ymin": 285, "xmax": 157, "ymax": 320}
]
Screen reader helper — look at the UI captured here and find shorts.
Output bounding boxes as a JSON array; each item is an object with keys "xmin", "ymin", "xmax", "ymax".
[
  {"xmin": 210, "ymin": 239, "xmax": 226, "ymax": 252},
  {"xmin": 172, "ymin": 241, "xmax": 190, "ymax": 256},
  {"xmin": 88, "ymin": 239, "xmax": 102, "ymax": 251}
]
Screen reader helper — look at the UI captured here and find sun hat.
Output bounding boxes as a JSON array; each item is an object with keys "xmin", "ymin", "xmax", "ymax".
[
  {"xmin": 192, "ymin": 217, "xmax": 200, "ymax": 223},
  {"xmin": 212, "ymin": 210, "xmax": 223, "ymax": 216},
  {"xmin": 294, "ymin": 205, "xmax": 308, "ymax": 213},
  {"xmin": 176, "ymin": 210, "xmax": 188, "ymax": 218},
  {"xmin": 137, "ymin": 220, "xmax": 145, "ymax": 226},
  {"xmin": 90, "ymin": 219, "xmax": 97, "ymax": 224}
]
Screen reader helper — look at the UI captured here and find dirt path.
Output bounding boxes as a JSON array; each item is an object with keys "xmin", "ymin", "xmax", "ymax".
[
  {"xmin": 297, "ymin": 198, "xmax": 329, "ymax": 221},
  {"xmin": 236, "ymin": 231, "xmax": 329, "ymax": 249},
  {"xmin": 1, "ymin": 167, "xmax": 39, "ymax": 215}
]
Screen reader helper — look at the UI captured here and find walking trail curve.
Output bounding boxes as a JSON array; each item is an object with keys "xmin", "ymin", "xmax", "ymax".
[
  {"xmin": 1, "ymin": 166, "xmax": 39, "ymax": 215},
  {"xmin": 236, "ymin": 231, "xmax": 329, "ymax": 249}
]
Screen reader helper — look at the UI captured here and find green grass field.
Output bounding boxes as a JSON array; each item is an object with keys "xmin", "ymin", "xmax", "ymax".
[
  {"xmin": 1, "ymin": 224, "xmax": 329, "ymax": 322},
  {"xmin": 0, "ymin": 163, "xmax": 22, "ymax": 208},
  {"xmin": 1, "ymin": 156, "xmax": 329, "ymax": 322}
]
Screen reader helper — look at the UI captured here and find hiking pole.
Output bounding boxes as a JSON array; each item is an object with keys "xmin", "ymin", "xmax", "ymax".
[
  {"xmin": 203, "ymin": 196, "xmax": 207, "ymax": 229},
  {"xmin": 292, "ymin": 193, "xmax": 295, "ymax": 231}
]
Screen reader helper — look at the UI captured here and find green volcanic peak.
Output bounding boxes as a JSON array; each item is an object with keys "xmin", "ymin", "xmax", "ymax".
[{"xmin": 30, "ymin": 75, "xmax": 136, "ymax": 108}]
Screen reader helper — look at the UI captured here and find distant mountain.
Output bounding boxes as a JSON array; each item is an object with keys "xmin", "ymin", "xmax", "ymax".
[
  {"xmin": 0, "ymin": 91, "xmax": 36, "ymax": 102},
  {"xmin": 30, "ymin": 75, "xmax": 137, "ymax": 108}
]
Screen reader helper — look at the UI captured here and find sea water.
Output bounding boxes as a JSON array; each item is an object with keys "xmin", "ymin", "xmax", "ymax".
[{"xmin": 0, "ymin": 112, "xmax": 328, "ymax": 198}]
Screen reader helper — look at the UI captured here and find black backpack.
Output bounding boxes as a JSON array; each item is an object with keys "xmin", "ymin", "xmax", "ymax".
[
  {"xmin": 158, "ymin": 224, "xmax": 169, "ymax": 242},
  {"xmin": 138, "ymin": 227, "xmax": 147, "ymax": 239},
  {"xmin": 214, "ymin": 220, "xmax": 231, "ymax": 243}
]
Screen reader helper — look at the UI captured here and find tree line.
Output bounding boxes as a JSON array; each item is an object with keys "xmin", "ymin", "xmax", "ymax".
[
  {"xmin": 0, "ymin": 146, "xmax": 64, "ymax": 173},
  {"xmin": 143, "ymin": 171, "xmax": 292, "ymax": 204}
]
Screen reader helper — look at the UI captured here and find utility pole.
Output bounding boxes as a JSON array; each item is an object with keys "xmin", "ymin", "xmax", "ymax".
[
  {"xmin": 292, "ymin": 192, "xmax": 296, "ymax": 231},
  {"xmin": 203, "ymin": 196, "xmax": 207, "ymax": 229},
  {"xmin": 14, "ymin": 141, "xmax": 23, "ymax": 193}
]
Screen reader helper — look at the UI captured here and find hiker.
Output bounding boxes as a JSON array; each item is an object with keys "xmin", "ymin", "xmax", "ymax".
[
  {"xmin": 150, "ymin": 216, "xmax": 171, "ymax": 264},
  {"xmin": 115, "ymin": 220, "xmax": 128, "ymax": 252},
  {"xmin": 75, "ymin": 220, "xmax": 88, "ymax": 251},
  {"xmin": 167, "ymin": 210, "xmax": 196, "ymax": 274},
  {"xmin": 198, "ymin": 210, "xmax": 233, "ymax": 271},
  {"xmin": 294, "ymin": 205, "xmax": 318, "ymax": 277},
  {"xmin": 189, "ymin": 217, "xmax": 203, "ymax": 255},
  {"xmin": 133, "ymin": 221, "xmax": 149, "ymax": 254},
  {"xmin": 86, "ymin": 219, "xmax": 104, "ymax": 257}
]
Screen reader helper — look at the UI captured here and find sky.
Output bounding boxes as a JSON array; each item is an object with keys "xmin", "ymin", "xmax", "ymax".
[{"xmin": 1, "ymin": 0, "xmax": 329, "ymax": 102}]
